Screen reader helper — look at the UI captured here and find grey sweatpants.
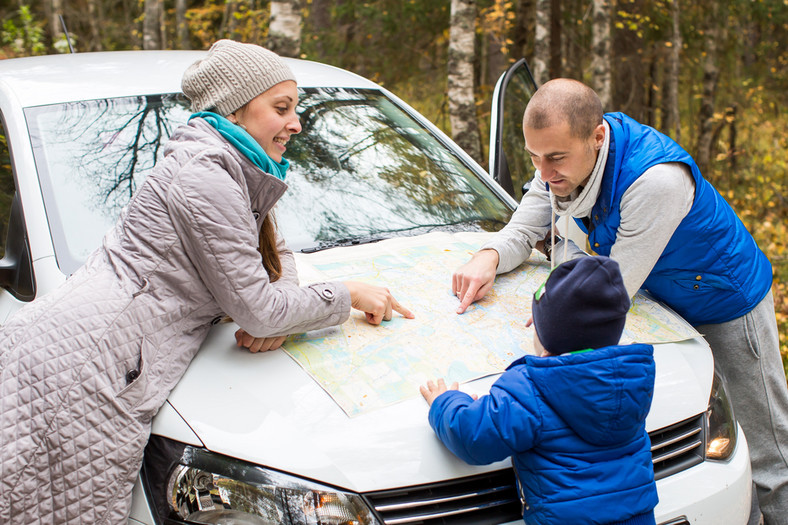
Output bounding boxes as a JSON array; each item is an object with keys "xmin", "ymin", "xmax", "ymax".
[{"xmin": 697, "ymin": 291, "xmax": 788, "ymax": 525}]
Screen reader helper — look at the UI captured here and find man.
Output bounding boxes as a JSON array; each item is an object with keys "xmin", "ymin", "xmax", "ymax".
[{"xmin": 453, "ymin": 78, "xmax": 788, "ymax": 524}]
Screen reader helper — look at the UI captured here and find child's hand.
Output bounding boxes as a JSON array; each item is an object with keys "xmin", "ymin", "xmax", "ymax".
[{"xmin": 420, "ymin": 378, "xmax": 459, "ymax": 406}]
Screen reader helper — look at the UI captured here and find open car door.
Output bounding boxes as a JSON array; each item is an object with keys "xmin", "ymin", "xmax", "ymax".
[
  {"xmin": 488, "ymin": 59, "xmax": 588, "ymax": 247},
  {"xmin": 488, "ymin": 58, "xmax": 539, "ymax": 202}
]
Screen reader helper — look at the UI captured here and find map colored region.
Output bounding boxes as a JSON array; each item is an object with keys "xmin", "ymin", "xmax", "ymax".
[{"xmin": 285, "ymin": 232, "xmax": 699, "ymax": 417}]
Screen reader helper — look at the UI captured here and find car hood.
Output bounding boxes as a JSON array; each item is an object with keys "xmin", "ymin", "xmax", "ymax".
[{"xmin": 155, "ymin": 233, "xmax": 714, "ymax": 493}]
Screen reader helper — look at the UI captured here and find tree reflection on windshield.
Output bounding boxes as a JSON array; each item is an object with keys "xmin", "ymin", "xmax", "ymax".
[
  {"xmin": 39, "ymin": 94, "xmax": 190, "ymax": 213},
  {"xmin": 278, "ymin": 88, "xmax": 511, "ymax": 251},
  {"xmin": 27, "ymin": 87, "xmax": 511, "ymax": 272}
]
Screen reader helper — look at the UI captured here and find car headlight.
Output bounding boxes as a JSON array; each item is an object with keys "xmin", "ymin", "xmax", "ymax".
[
  {"xmin": 141, "ymin": 435, "xmax": 381, "ymax": 525},
  {"xmin": 705, "ymin": 369, "xmax": 738, "ymax": 461}
]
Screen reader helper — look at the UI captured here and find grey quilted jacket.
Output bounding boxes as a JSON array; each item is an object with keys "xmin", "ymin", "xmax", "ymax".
[{"xmin": 0, "ymin": 118, "xmax": 350, "ymax": 524}]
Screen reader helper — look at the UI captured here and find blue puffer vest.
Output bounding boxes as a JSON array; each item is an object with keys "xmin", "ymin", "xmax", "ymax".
[{"xmin": 574, "ymin": 112, "xmax": 772, "ymax": 325}]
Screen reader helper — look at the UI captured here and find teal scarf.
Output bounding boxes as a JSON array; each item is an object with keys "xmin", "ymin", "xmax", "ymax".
[{"xmin": 190, "ymin": 111, "xmax": 289, "ymax": 181}]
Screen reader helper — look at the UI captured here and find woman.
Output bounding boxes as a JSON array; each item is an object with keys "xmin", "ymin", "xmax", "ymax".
[{"xmin": 0, "ymin": 40, "xmax": 412, "ymax": 524}]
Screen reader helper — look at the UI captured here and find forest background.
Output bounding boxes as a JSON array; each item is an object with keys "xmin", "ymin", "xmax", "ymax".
[{"xmin": 1, "ymin": 0, "xmax": 786, "ymax": 371}]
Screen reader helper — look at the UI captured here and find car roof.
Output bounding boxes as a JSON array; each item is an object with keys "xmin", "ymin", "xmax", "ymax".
[{"xmin": 0, "ymin": 50, "xmax": 380, "ymax": 108}]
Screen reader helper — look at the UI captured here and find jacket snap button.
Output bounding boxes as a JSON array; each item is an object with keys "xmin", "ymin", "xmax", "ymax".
[
  {"xmin": 252, "ymin": 210, "xmax": 260, "ymax": 220},
  {"xmin": 322, "ymin": 288, "xmax": 334, "ymax": 300},
  {"xmin": 594, "ymin": 242, "xmax": 600, "ymax": 248},
  {"xmin": 126, "ymin": 369, "xmax": 140, "ymax": 384},
  {"xmin": 211, "ymin": 316, "xmax": 223, "ymax": 325},
  {"xmin": 693, "ymin": 284, "xmax": 700, "ymax": 290},
  {"xmin": 696, "ymin": 275, "xmax": 702, "ymax": 281}
]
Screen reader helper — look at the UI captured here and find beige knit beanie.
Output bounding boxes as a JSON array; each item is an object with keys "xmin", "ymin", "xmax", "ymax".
[{"xmin": 181, "ymin": 39, "xmax": 296, "ymax": 116}]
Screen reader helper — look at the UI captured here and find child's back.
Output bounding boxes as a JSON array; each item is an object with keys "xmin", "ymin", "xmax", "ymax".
[{"xmin": 422, "ymin": 256, "xmax": 658, "ymax": 525}]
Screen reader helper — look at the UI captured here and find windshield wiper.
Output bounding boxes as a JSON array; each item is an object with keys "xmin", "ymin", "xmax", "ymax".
[
  {"xmin": 300, "ymin": 235, "xmax": 387, "ymax": 253},
  {"xmin": 299, "ymin": 218, "xmax": 509, "ymax": 254}
]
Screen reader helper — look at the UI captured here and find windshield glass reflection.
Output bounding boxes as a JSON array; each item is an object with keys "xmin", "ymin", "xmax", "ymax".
[{"xmin": 27, "ymin": 88, "xmax": 512, "ymax": 274}]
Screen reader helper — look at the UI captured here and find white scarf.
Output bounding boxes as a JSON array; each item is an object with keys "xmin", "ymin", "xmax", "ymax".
[
  {"xmin": 550, "ymin": 119, "xmax": 611, "ymax": 219},
  {"xmin": 541, "ymin": 120, "xmax": 610, "ymax": 269}
]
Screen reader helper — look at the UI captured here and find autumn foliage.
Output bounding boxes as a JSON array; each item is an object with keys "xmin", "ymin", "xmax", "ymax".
[
  {"xmin": 1, "ymin": 0, "xmax": 786, "ymax": 372},
  {"xmin": 702, "ymin": 88, "xmax": 788, "ymax": 374}
]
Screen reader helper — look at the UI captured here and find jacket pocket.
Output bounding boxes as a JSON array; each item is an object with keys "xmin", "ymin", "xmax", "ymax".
[
  {"xmin": 115, "ymin": 336, "xmax": 156, "ymax": 415},
  {"xmin": 670, "ymin": 271, "xmax": 736, "ymax": 292}
]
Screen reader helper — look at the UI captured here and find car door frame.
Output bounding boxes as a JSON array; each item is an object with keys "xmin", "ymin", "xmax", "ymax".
[
  {"xmin": 487, "ymin": 58, "xmax": 588, "ymax": 249},
  {"xmin": 488, "ymin": 57, "xmax": 539, "ymax": 202}
]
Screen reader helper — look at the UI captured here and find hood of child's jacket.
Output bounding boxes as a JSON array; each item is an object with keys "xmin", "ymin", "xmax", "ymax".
[{"xmin": 526, "ymin": 344, "xmax": 655, "ymax": 446}]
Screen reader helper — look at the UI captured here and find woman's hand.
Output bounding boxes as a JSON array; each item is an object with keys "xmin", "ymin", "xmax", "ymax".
[
  {"xmin": 235, "ymin": 329, "xmax": 287, "ymax": 353},
  {"xmin": 343, "ymin": 281, "xmax": 414, "ymax": 325}
]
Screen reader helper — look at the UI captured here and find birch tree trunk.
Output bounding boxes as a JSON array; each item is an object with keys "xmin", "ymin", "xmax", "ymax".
[
  {"xmin": 695, "ymin": 1, "xmax": 720, "ymax": 174},
  {"xmin": 448, "ymin": 0, "xmax": 483, "ymax": 163},
  {"xmin": 532, "ymin": 0, "xmax": 551, "ymax": 85},
  {"xmin": 591, "ymin": 0, "xmax": 611, "ymax": 110},
  {"xmin": 143, "ymin": 0, "xmax": 161, "ymax": 50},
  {"xmin": 268, "ymin": 0, "xmax": 302, "ymax": 58},
  {"xmin": 158, "ymin": 0, "xmax": 166, "ymax": 50},
  {"xmin": 662, "ymin": 0, "xmax": 681, "ymax": 141},
  {"xmin": 176, "ymin": 0, "xmax": 189, "ymax": 49},
  {"xmin": 49, "ymin": 0, "xmax": 64, "ymax": 48}
]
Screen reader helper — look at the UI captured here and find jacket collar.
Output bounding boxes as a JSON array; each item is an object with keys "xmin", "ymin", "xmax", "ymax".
[{"xmin": 189, "ymin": 118, "xmax": 288, "ymax": 217}]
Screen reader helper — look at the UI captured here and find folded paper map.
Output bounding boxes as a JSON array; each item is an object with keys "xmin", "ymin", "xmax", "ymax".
[{"xmin": 285, "ymin": 232, "xmax": 700, "ymax": 417}]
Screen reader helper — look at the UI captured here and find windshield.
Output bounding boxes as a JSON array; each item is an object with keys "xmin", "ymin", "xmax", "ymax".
[{"xmin": 27, "ymin": 88, "xmax": 512, "ymax": 274}]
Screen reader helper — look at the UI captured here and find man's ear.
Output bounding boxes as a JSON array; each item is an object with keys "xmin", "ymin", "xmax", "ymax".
[{"xmin": 594, "ymin": 123, "xmax": 606, "ymax": 150}]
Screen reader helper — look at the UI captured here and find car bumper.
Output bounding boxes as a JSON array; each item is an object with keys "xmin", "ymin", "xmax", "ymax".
[
  {"xmin": 655, "ymin": 423, "xmax": 752, "ymax": 525},
  {"xmin": 128, "ymin": 426, "xmax": 752, "ymax": 525}
]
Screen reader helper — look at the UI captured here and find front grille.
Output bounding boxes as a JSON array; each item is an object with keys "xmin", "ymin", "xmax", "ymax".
[
  {"xmin": 364, "ymin": 415, "xmax": 706, "ymax": 524},
  {"xmin": 649, "ymin": 414, "xmax": 705, "ymax": 481},
  {"xmin": 364, "ymin": 470, "xmax": 521, "ymax": 525},
  {"xmin": 658, "ymin": 518, "xmax": 690, "ymax": 525}
]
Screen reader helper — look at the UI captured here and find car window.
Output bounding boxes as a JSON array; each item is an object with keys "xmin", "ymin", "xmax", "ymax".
[
  {"xmin": 26, "ymin": 88, "xmax": 512, "ymax": 274},
  {"xmin": 0, "ymin": 118, "xmax": 14, "ymax": 259},
  {"xmin": 489, "ymin": 59, "xmax": 538, "ymax": 201}
]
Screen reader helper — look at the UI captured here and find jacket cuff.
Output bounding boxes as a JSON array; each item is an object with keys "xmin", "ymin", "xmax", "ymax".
[{"xmin": 308, "ymin": 282, "xmax": 352, "ymax": 322}]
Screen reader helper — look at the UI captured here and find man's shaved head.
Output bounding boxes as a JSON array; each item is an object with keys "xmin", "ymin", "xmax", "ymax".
[{"xmin": 523, "ymin": 79, "xmax": 603, "ymax": 139}]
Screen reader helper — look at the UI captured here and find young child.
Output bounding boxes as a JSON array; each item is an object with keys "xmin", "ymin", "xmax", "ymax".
[{"xmin": 421, "ymin": 256, "xmax": 658, "ymax": 524}]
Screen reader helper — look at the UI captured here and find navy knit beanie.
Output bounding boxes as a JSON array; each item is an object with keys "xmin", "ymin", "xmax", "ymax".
[{"xmin": 532, "ymin": 256, "xmax": 630, "ymax": 354}]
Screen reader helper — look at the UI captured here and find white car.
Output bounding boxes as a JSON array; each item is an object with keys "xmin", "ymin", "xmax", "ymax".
[{"xmin": 0, "ymin": 51, "xmax": 752, "ymax": 525}]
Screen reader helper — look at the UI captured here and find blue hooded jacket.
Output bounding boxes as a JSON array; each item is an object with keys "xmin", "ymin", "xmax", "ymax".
[{"xmin": 428, "ymin": 344, "xmax": 658, "ymax": 525}]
